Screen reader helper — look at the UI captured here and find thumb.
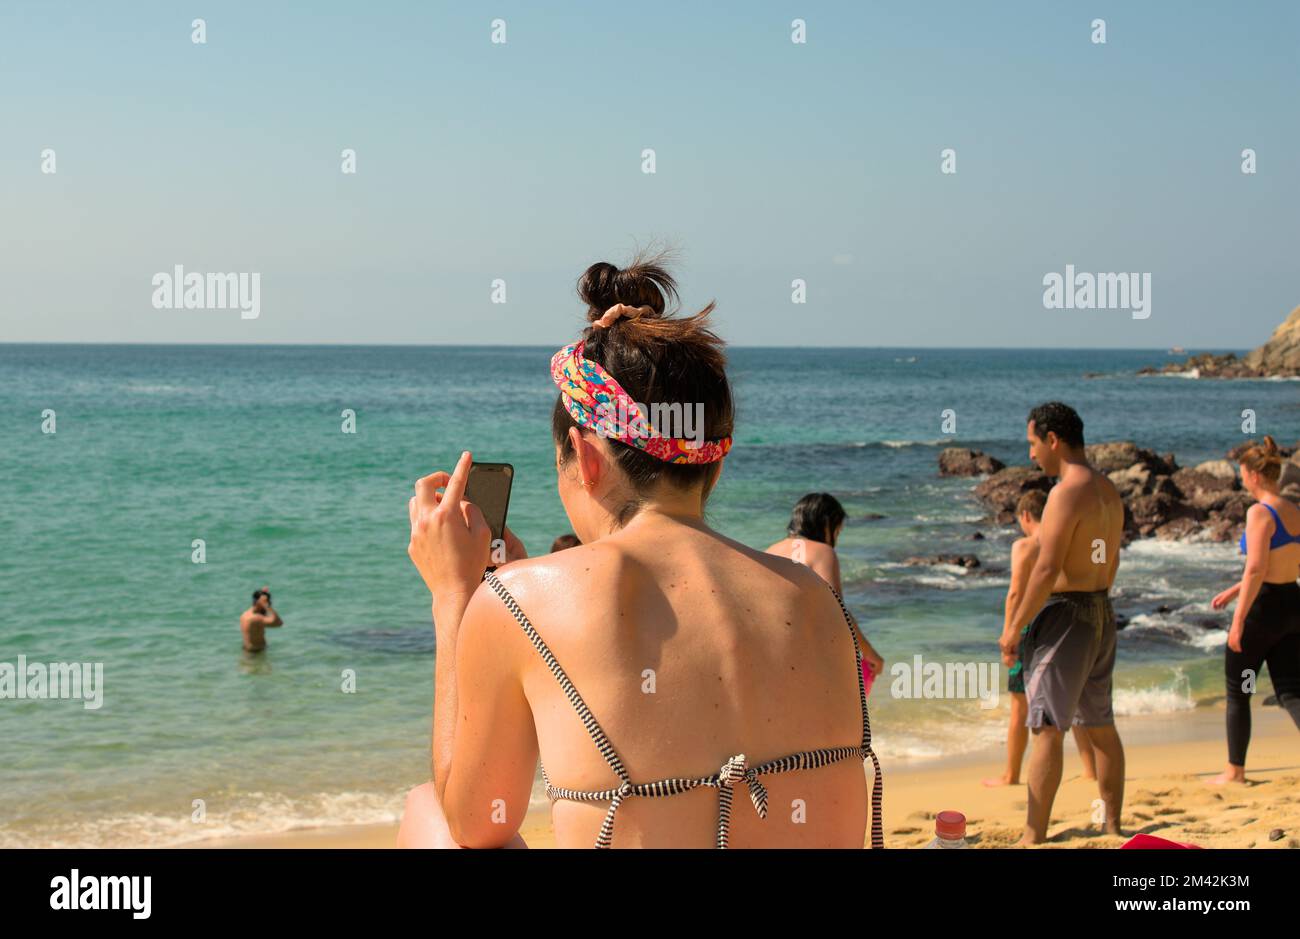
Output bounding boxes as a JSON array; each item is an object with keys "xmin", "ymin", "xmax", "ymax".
[{"xmin": 460, "ymin": 500, "xmax": 490, "ymax": 542}]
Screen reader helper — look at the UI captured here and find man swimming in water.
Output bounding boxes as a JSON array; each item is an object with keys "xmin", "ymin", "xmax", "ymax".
[
  {"xmin": 240, "ymin": 586, "xmax": 283, "ymax": 652},
  {"xmin": 1000, "ymin": 403, "xmax": 1125, "ymax": 845}
]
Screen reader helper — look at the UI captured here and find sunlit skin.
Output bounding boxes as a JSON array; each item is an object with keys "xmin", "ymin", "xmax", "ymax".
[
  {"xmin": 983, "ymin": 509, "xmax": 1096, "ymax": 788},
  {"xmin": 1206, "ymin": 463, "xmax": 1300, "ymax": 786},
  {"xmin": 765, "ymin": 521, "xmax": 885, "ymax": 677},
  {"xmin": 399, "ymin": 441, "xmax": 871, "ymax": 848},
  {"xmin": 239, "ymin": 587, "xmax": 282, "ymax": 652},
  {"xmin": 1002, "ymin": 421, "xmax": 1125, "ymax": 845}
]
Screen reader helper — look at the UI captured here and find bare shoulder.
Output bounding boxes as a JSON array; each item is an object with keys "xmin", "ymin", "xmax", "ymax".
[
  {"xmin": 1246, "ymin": 501, "xmax": 1276, "ymax": 525},
  {"xmin": 1010, "ymin": 536, "xmax": 1036, "ymax": 561},
  {"xmin": 765, "ymin": 537, "xmax": 792, "ymax": 556},
  {"xmin": 1094, "ymin": 466, "xmax": 1122, "ymax": 503},
  {"xmin": 711, "ymin": 528, "xmax": 833, "ymax": 596},
  {"xmin": 490, "ymin": 540, "xmax": 624, "ymax": 607}
]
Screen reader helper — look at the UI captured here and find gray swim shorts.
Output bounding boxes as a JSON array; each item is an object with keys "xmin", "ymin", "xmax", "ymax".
[{"xmin": 1021, "ymin": 590, "xmax": 1117, "ymax": 730}]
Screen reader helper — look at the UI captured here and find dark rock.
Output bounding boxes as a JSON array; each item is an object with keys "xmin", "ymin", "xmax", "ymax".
[
  {"xmin": 860, "ymin": 513, "xmax": 886, "ymax": 521},
  {"xmin": 1269, "ymin": 828, "xmax": 1285, "ymax": 842},
  {"xmin": 969, "ymin": 531, "xmax": 985, "ymax": 540},
  {"xmin": 1155, "ymin": 517, "xmax": 1200, "ymax": 541},
  {"xmin": 1086, "ymin": 441, "xmax": 1177, "ymax": 476},
  {"xmin": 938, "ymin": 448, "xmax": 1006, "ymax": 477},
  {"xmin": 973, "ymin": 466, "xmax": 1053, "ymax": 524},
  {"xmin": 1115, "ymin": 613, "xmax": 1130, "ymax": 630},
  {"xmin": 1172, "ymin": 468, "xmax": 1237, "ymax": 511},
  {"xmin": 903, "ymin": 553, "xmax": 981, "ymax": 569},
  {"xmin": 1126, "ymin": 492, "xmax": 1200, "ymax": 538},
  {"xmin": 1202, "ymin": 516, "xmax": 1244, "ymax": 543}
]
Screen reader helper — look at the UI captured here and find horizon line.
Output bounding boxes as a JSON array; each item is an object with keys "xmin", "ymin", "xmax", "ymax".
[{"xmin": 0, "ymin": 341, "xmax": 1244, "ymax": 353}]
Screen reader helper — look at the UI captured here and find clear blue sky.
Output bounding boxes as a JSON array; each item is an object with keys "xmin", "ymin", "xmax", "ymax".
[{"xmin": 2, "ymin": 0, "xmax": 1296, "ymax": 347}]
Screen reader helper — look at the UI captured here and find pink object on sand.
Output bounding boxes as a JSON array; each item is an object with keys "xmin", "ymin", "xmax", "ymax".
[{"xmin": 1121, "ymin": 833, "xmax": 1202, "ymax": 850}]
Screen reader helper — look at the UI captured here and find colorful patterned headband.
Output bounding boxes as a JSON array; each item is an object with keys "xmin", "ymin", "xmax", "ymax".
[{"xmin": 550, "ymin": 340, "xmax": 733, "ymax": 465}]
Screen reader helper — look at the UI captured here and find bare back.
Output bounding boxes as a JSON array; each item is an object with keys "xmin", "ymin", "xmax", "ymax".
[
  {"xmin": 1048, "ymin": 463, "xmax": 1124, "ymax": 592},
  {"xmin": 491, "ymin": 518, "xmax": 868, "ymax": 848}
]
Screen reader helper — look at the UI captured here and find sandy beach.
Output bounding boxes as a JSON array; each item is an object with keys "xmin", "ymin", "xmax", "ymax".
[{"xmin": 188, "ymin": 705, "xmax": 1299, "ymax": 850}]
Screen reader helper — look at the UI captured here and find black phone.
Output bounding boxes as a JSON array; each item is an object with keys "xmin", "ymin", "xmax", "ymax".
[{"xmin": 464, "ymin": 462, "xmax": 514, "ymax": 546}]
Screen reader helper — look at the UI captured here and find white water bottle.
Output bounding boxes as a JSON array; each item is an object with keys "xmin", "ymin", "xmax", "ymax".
[{"xmin": 924, "ymin": 810, "xmax": 968, "ymax": 848}]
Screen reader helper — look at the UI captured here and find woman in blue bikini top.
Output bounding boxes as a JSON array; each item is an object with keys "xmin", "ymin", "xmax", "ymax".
[{"xmin": 1212, "ymin": 436, "xmax": 1300, "ymax": 641}]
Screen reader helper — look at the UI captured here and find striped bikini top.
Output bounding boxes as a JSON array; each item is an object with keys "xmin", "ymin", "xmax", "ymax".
[{"xmin": 483, "ymin": 571, "xmax": 884, "ymax": 849}]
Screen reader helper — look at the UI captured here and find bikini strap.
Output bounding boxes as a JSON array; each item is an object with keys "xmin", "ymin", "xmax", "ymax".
[
  {"xmin": 826, "ymin": 585, "xmax": 873, "ymax": 751},
  {"xmin": 482, "ymin": 571, "xmax": 632, "ymax": 787},
  {"xmin": 827, "ymin": 584, "xmax": 885, "ymax": 849}
]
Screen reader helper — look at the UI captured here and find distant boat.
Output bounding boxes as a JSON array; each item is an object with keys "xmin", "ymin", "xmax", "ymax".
[{"xmin": 1168, "ymin": 346, "xmax": 1186, "ymax": 355}]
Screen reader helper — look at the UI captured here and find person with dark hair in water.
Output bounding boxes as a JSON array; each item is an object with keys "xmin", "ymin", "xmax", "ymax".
[
  {"xmin": 240, "ymin": 586, "xmax": 283, "ymax": 652},
  {"xmin": 399, "ymin": 252, "xmax": 882, "ymax": 849},
  {"xmin": 1209, "ymin": 435, "xmax": 1300, "ymax": 784},
  {"xmin": 766, "ymin": 494, "xmax": 883, "ymax": 678},
  {"xmin": 1000, "ymin": 401, "xmax": 1125, "ymax": 845}
]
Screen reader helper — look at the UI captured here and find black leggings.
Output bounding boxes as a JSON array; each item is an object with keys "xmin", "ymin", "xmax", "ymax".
[{"xmin": 1225, "ymin": 581, "xmax": 1300, "ymax": 766}]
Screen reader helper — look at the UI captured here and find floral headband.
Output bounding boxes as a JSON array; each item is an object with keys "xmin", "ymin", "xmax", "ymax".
[{"xmin": 549, "ymin": 306, "xmax": 732, "ymax": 465}]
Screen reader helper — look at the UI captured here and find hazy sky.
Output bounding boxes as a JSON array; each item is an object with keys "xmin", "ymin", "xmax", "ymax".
[{"xmin": 2, "ymin": 1, "xmax": 1296, "ymax": 347}]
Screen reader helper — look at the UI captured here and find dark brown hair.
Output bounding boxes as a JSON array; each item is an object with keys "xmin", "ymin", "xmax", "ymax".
[
  {"xmin": 1239, "ymin": 435, "xmax": 1283, "ymax": 481},
  {"xmin": 1027, "ymin": 401, "xmax": 1085, "ymax": 448},
  {"xmin": 551, "ymin": 251, "xmax": 734, "ymax": 515},
  {"xmin": 787, "ymin": 493, "xmax": 847, "ymax": 545}
]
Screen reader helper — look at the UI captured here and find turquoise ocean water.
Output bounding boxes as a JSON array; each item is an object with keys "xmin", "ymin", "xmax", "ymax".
[{"xmin": 2, "ymin": 344, "xmax": 1295, "ymax": 846}]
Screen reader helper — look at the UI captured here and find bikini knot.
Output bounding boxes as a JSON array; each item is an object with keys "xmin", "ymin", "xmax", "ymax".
[
  {"xmin": 617, "ymin": 781, "xmax": 633, "ymax": 799},
  {"xmin": 718, "ymin": 753, "xmax": 747, "ymax": 785}
]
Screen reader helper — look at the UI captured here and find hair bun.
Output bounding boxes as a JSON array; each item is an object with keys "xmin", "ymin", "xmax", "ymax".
[{"xmin": 578, "ymin": 256, "xmax": 677, "ymax": 323}]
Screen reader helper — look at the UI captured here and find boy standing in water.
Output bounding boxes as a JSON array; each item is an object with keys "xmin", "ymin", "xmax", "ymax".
[{"xmin": 985, "ymin": 491, "xmax": 1097, "ymax": 786}]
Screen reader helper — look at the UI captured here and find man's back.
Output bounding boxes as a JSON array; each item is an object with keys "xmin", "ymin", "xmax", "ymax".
[{"xmin": 1050, "ymin": 463, "xmax": 1124, "ymax": 592}]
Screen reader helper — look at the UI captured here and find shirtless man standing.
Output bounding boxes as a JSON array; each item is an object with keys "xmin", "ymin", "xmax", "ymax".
[
  {"xmin": 240, "ymin": 586, "xmax": 283, "ymax": 652},
  {"xmin": 999, "ymin": 402, "xmax": 1125, "ymax": 845}
]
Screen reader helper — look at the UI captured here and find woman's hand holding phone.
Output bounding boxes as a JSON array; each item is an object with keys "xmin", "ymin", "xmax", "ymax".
[{"xmin": 408, "ymin": 451, "xmax": 492, "ymax": 601}]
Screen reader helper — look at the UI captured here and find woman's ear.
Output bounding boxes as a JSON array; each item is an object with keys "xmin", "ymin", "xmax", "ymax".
[{"xmin": 570, "ymin": 427, "xmax": 603, "ymax": 491}]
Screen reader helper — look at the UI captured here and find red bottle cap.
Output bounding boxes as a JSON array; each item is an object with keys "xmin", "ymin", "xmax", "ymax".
[{"xmin": 935, "ymin": 811, "xmax": 966, "ymax": 839}]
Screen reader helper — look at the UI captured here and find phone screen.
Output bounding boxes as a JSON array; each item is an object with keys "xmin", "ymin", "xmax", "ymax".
[{"xmin": 464, "ymin": 462, "xmax": 514, "ymax": 546}]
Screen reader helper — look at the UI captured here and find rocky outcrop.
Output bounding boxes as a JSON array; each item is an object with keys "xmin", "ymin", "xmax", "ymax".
[
  {"xmin": 1085, "ymin": 442, "xmax": 1177, "ymax": 476},
  {"xmin": 972, "ymin": 466, "xmax": 1054, "ymax": 524},
  {"xmin": 1140, "ymin": 305, "xmax": 1300, "ymax": 378},
  {"xmin": 968, "ymin": 440, "xmax": 1275, "ymax": 544},
  {"xmin": 938, "ymin": 448, "xmax": 1005, "ymax": 477}
]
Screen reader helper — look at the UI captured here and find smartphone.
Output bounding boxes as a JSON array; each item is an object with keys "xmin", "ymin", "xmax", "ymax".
[{"xmin": 464, "ymin": 462, "xmax": 514, "ymax": 546}]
